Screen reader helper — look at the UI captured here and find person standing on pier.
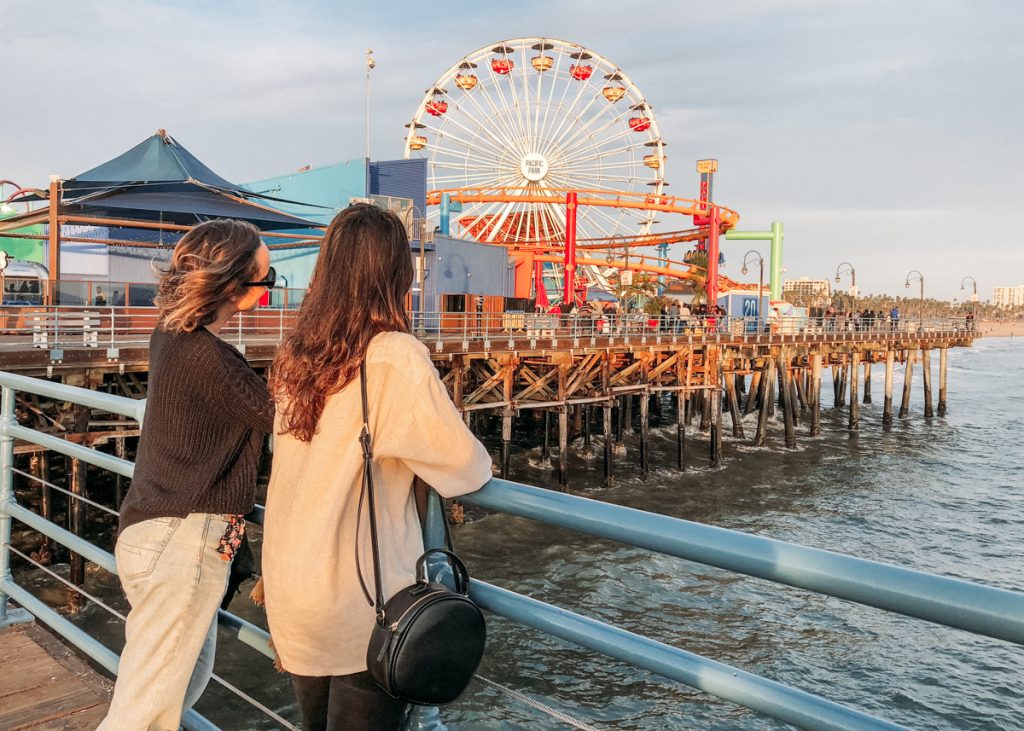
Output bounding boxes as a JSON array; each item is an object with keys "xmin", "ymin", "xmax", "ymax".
[
  {"xmin": 98, "ymin": 219, "xmax": 275, "ymax": 731},
  {"xmin": 262, "ymin": 204, "xmax": 492, "ymax": 731}
]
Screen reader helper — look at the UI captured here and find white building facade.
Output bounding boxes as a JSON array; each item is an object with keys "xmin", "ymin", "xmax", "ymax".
[{"xmin": 993, "ymin": 285, "xmax": 1024, "ymax": 308}]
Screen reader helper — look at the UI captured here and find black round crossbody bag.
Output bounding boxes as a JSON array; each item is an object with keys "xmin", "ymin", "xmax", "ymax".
[{"xmin": 355, "ymin": 362, "xmax": 486, "ymax": 705}]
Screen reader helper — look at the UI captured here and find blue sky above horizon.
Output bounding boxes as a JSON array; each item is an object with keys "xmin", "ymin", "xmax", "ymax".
[{"xmin": 2, "ymin": 0, "xmax": 1021, "ymax": 300}]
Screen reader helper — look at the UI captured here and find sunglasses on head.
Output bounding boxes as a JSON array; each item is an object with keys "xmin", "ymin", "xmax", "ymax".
[{"xmin": 244, "ymin": 266, "xmax": 277, "ymax": 289}]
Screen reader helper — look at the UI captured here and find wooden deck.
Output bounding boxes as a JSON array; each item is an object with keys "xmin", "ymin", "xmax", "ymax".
[{"xmin": 0, "ymin": 621, "xmax": 111, "ymax": 730}]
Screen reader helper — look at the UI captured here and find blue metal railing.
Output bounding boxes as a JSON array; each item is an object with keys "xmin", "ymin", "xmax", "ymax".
[{"xmin": 0, "ymin": 371, "xmax": 1021, "ymax": 730}]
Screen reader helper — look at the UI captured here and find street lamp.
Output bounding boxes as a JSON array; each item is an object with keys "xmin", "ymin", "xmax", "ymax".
[
  {"xmin": 905, "ymin": 269, "xmax": 924, "ymax": 320},
  {"xmin": 365, "ymin": 49, "xmax": 376, "ymax": 162},
  {"xmin": 960, "ymin": 275, "xmax": 978, "ymax": 331},
  {"xmin": 741, "ymin": 250, "xmax": 765, "ymax": 321},
  {"xmin": 835, "ymin": 262, "xmax": 856, "ymax": 307}
]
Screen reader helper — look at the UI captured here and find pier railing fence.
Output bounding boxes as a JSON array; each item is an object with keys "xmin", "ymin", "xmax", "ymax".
[
  {"xmin": 0, "ymin": 372, "xmax": 1019, "ymax": 730},
  {"xmin": 0, "ymin": 306, "xmax": 977, "ymax": 356}
]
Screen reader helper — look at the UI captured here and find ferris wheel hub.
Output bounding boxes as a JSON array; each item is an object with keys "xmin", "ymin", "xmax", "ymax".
[{"xmin": 520, "ymin": 153, "xmax": 549, "ymax": 182}]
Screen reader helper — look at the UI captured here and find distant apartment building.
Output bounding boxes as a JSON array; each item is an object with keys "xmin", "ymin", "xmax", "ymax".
[
  {"xmin": 993, "ymin": 285, "xmax": 1024, "ymax": 308},
  {"xmin": 783, "ymin": 277, "xmax": 832, "ymax": 305}
]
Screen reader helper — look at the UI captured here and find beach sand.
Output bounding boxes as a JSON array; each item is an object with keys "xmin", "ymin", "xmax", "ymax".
[{"xmin": 980, "ymin": 321, "xmax": 1020, "ymax": 338}]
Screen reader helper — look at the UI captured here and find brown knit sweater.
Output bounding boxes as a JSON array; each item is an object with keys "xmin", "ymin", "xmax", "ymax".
[{"xmin": 119, "ymin": 326, "xmax": 274, "ymax": 533}]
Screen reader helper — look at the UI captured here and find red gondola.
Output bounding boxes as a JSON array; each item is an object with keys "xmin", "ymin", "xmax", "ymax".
[
  {"xmin": 425, "ymin": 100, "xmax": 448, "ymax": 116},
  {"xmin": 570, "ymin": 64, "xmax": 593, "ymax": 81},
  {"xmin": 491, "ymin": 58, "xmax": 514, "ymax": 74},
  {"xmin": 629, "ymin": 117, "xmax": 651, "ymax": 132}
]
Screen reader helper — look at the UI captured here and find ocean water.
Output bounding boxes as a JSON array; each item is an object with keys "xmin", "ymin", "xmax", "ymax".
[{"xmin": 16, "ymin": 337, "xmax": 1023, "ymax": 729}]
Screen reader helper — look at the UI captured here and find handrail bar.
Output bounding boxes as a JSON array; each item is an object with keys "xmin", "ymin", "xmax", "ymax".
[
  {"xmin": 470, "ymin": 580, "xmax": 905, "ymax": 731},
  {"xmin": 6, "ymin": 423, "xmax": 136, "ymax": 478},
  {"xmin": 0, "ymin": 371, "xmax": 146, "ymax": 421},
  {"xmin": 460, "ymin": 480, "xmax": 1024, "ymax": 646}
]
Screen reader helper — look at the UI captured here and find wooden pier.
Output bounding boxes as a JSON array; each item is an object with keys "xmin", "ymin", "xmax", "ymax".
[{"xmin": 0, "ymin": 621, "xmax": 111, "ymax": 729}]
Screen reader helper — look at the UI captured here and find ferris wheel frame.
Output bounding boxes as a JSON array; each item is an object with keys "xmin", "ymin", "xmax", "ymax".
[{"xmin": 403, "ymin": 37, "xmax": 666, "ymax": 247}]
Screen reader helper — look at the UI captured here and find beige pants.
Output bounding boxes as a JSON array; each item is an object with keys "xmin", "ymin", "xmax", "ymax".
[{"xmin": 98, "ymin": 513, "xmax": 231, "ymax": 731}]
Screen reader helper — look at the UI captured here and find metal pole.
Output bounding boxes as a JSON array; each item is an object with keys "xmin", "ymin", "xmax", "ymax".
[
  {"xmin": 563, "ymin": 192, "xmax": 578, "ymax": 306},
  {"xmin": 364, "ymin": 49, "xmax": 374, "ymax": 162},
  {"xmin": 0, "ymin": 386, "xmax": 15, "ymax": 623},
  {"xmin": 769, "ymin": 221, "xmax": 783, "ymax": 301},
  {"xmin": 758, "ymin": 258, "xmax": 764, "ymax": 325},
  {"xmin": 440, "ymin": 193, "xmax": 451, "ymax": 237},
  {"xmin": 706, "ymin": 206, "xmax": 720, "ymax": 307}
]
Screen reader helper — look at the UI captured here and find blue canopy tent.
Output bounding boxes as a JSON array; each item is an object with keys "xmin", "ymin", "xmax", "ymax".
[{"xmin": 14, "ymin": 129, "xmax": 325, "ymax": 231}]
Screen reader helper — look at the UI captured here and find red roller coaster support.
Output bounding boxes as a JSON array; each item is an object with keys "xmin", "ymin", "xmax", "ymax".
[
  {"xmin": 563, "ymin": 191, "xmax": 578, "ymax": 306},
  {"xmin": 705, "ymin": 205, "xmax": 720, "ymax": 307}
]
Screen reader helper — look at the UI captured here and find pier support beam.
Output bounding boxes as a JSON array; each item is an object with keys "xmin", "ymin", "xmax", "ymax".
[
  {"xmin": 542, "ymin": 411, "xmax": 551, "ymax": 460},
  {"xmin": 743, "ymin": 369, "xmax": 761, "ymax": 415},
  {"xmin": 639, "ymin": 391, "xmax": 650, "ymax": 479},
  {"xmin": 500, "ymin": 408, "xmax": 513, "ymax": 479},
  {"xmin": 724, "ymin": 368, "xmax": 744, "ymax": 438},
  {"xmin": 557, "ymin": 406, "xmax": 568, "ymax": 490},
  {"xmin": 899, "ymin": 350, "xmax": 915, "ymax": 419},
  {"xmin": 938, "ymin": 347, "xmax": 948, "ymax": 416},
  {"xmin": 778, "ymin": 355, "xmax": 796, "ymax": 449},
  {"xmin": 754, "ymin": 358, "xmax": 774, "ymax": 447},
  {"xmin": 883, "ymin": 350, "xmax": 895, "ymax": 426},
  {"xmin": 863, "ymin": 362, "xmax": 872, "ymax": 404},
  {"xmin": 922, "ymin": 348, "xmax": 934, "ymax": 418},
  {"xmin": 709, "ymin": 354, "xmax": 723, "ymax": 467},
  {"xmin": 603, "ymin": 403, "xmax": 613, "ymax": 486},
  {"xmin": 557, "ymin": 360, "xmax": 569, "ymax": 489},
  {"xmin": 583, "ymin": 405, "xmax": 592, "ymax": 451},
  {"xmin": 809, "ymin": 353, "xmax": 822, "ymax": 437},
  {"xmin": 848, "ymin": 352, "xmax": 860, "ymax": 431}
]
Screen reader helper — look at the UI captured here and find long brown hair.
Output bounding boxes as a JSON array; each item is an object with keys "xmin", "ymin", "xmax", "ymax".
[
  {"xmin": 154, "ymin": 218, "xmax": 262, "ymax": 333},
  {"xmin": 270, "ymin": 204, "xmax": 413, "ymax": 441}
]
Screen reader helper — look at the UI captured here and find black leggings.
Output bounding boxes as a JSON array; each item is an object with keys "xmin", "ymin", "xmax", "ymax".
[{"xmin": 290, "ymin": 671, "xmax": 407, "ymax": 731}]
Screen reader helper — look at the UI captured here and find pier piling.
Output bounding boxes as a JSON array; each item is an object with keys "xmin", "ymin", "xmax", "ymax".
[
  {"xmin": 863, "ymin": 362, "xmax": 872, "ymax": 404},
  {"xmin": 883, "ymin": 350, "xmax": 895, "ymax": 426},
  {"xmin": 922, "ymin": 348, "xmax": 934, "ymax": 418},
  {"xmin": 754, "ymin": 358, "xmax": 774, "ymax": 447},
  {"xmin": 938, "ymin": 347, "xmax": 948, "ymax": 416},
  {"xmin": 778, "ymin": 356, "xmax": 796, "ymax": 449},
  {"xmin": 743, "ymin": 369, "xmax": 762, "ymax": 415},
  {"xmin": 725, "ymin": 368, "xmax": 744, "ymax": 438},
  {"xmin": 810, "ymin": 353, "xmax": 822, "ymax": 437},
  {"xmin": 849, "ymin": 353, "xmax": 860, "ymax": 431},
  {"xmin": 899, "ymin": 350, "xmax": 914, "ymax": 419}
]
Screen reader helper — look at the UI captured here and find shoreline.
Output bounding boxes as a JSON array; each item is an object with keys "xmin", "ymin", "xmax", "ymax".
[{"xmin": 980, "ymin": 321, "xmax": 1020, "ymax": 338}]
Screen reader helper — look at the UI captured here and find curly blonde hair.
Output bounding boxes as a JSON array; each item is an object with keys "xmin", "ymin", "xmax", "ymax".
[{"xmin": 154, "ymin": 219, "xmax": 262, "ymax": 333}]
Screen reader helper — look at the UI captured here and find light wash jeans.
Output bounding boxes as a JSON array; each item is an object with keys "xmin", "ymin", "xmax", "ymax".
[{"xmin": 98, "ymin": 513, "xmax": 232, "ymax": 731}]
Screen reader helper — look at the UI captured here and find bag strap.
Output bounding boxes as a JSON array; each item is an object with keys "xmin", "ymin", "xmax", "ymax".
[{"xmin": 354, "ymin": 361, "xmax": 387, "ymax": 624}]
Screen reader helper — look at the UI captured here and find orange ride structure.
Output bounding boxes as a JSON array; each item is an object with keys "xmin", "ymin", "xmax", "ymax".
[{"xmin": 404, "ymin": 37, "xmax": 760, "ymax": 307}]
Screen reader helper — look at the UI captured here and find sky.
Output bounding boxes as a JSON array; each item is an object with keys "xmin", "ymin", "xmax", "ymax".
[{"xmin": 2, "ymin": 0, "xmax": 1022, "ymax": 301}]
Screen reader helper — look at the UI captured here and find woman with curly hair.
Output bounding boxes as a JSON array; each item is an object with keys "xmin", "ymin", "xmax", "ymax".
[
  {"xmin": 99, "ymin": 218, "xmax": 275, "ymax": 730},
  {"xmin": 263, "ymin": 204, "xmax": 491, "ymax": 731}
]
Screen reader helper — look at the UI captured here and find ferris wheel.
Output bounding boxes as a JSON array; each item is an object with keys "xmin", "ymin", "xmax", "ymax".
[{"xmin": 403, "ymin": 37, "xmax": 666, "ymax": 247}]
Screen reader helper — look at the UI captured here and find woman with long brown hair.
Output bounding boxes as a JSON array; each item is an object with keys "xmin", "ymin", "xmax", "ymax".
[
  {"xmin": 99, "ymin": 218, "xmax": 275, "ymax": 730},
  {"xmin": 262, "ymin": 203, "xmax": 491, "ymax": 730}
]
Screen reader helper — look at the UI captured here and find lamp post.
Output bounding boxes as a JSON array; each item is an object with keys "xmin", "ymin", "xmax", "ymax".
[
  {"xmin": 960, "ymin": 275, "xmax": 978, "ymax": 331},
  {"xmin": 405, "ymin": 205, "xmax": 428, "ymax": 335},
  {"xmin": 835, "ymin": 262, "xmax": 856, "ymax": 311},
  {"xmin": 741, "ymin": 250, "xmax": 765, "ymax": 324},
  {"xmin": 365, "ymin": 49, "xmax": 375, "ymax": 162},
  {"xmin": 905, "ymin": 270, "xmax": 924, "ymax": 321}
]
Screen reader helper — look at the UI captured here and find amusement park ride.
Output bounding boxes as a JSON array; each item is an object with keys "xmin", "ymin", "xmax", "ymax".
[{"xmin": 403, "ymin": 37, "xmax": 777, "ymax": 310}]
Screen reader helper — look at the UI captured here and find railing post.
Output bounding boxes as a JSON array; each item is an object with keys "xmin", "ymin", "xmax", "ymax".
[{"xmin": 0, "ymin": 384, "xmax": 29, "ymax": 626}]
